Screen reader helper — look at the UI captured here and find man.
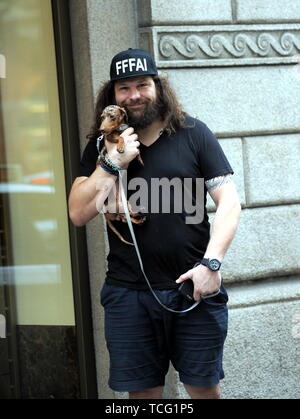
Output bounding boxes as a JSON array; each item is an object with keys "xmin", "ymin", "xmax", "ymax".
[{"xmin": 69, "ymin": 48, "xmax": 241, "ymax": 399}]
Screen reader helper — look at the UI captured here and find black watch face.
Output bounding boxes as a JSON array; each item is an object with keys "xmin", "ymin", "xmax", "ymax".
[{"xmin": 209, "ymin": 259, "xmax": 221, "ymax": 271}]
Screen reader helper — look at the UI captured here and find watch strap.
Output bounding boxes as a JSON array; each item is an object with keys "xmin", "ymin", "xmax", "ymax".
[
  {"xmin": 199, "ymin": 258, "xmax": 209, "ymax": 268},
  {"xmin": 199, "ymin": 258, "xmax": 221, "ymax": 271}
]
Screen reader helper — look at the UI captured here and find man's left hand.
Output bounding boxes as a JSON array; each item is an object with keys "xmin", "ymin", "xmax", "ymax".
[{"xmin": 176, "ymin": 264, "xmax": 221, "ymax": 301}]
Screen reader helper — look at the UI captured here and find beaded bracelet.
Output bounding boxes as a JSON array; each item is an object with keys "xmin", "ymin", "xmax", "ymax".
[
  {"xmin": 98, "ymin": 159, "xmax": 118, "ymax": 176},
  {"xmin": 103, "ymin": 154, "xmax": 122, "ymax": 173},
  {"xmin": 98, "ymin": 156, "xmax": 121, "ymax": 177}
]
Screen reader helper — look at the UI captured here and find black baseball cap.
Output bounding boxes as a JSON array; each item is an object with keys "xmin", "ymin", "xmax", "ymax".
[{"xmin": 110, "ymin": 48, "xmax": 158, "ymax": 81}]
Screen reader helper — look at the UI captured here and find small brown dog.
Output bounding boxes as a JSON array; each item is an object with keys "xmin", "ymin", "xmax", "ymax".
[
  {"xmin": 99, "ymin": 105, "xmax": 143, "ymax": 164},
  {"xmin": 98, "ymin": 105, "xmax": 145, "ymax": 245}
]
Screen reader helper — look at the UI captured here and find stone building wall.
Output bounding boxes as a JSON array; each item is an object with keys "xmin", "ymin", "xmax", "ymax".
[{"xmin": 70, "ymin": 0, "xmax": 300, "ymax": 398}]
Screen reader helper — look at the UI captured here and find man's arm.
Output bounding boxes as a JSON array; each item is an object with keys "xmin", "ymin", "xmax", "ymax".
[
  {"xmin": 68, "ymin": 127, "xmax": 140, "ymax": 226},
  {"xmin": 176, "ymin": 175, "xmax": 241, "ymax": 300},
  {"xmin": 204, "ymin": 174, "xmax": 241, "ymax": 261},
  {"xmin": 68, "ymin": 170, "xmax": 117, "ymax": 227}
]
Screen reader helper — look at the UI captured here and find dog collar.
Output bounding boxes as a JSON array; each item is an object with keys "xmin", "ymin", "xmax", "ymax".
[{"xmin": 115, "ymin": 124, "xmax": 129, "ymax": 132}]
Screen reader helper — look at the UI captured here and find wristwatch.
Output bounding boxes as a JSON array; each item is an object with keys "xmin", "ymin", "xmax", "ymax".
[{"xmin": 200, "ymin": 258, "xmax": 222, "ymax": 271}]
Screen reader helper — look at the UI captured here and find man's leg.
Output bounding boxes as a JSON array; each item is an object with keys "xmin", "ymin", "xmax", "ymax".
[
  {"xmin": 101, "ymin": 285, "xmax": 171, "ymax": 394},
  {"xmin": 171, "ymin": 287, "xmax": 228, "ymax": 399},
  {"xmin": 129, "ymin": 386, "xmax": 164, "ymax": 399},
  {"xmin": 184, "ymin": 383, "xmax": 221, "ymax": 399}
]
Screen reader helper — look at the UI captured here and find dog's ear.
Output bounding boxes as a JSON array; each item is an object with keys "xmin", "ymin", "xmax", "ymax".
[
  {"xmin": 120, "ymin": 107, "xmax": 128, "ymax": 121},
  {"xmin": 100, "ymin": 109, "xmax": 105, "ymax": 121}
]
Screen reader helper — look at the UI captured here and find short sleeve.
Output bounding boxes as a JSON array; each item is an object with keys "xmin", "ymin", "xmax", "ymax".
[
  {"xmin": 78, "ymin": 140, "xmax": 99, "ymax": 177},
  {"xmin": 193, "ymin": 121, "xmax": 234, "ymax": 181}
]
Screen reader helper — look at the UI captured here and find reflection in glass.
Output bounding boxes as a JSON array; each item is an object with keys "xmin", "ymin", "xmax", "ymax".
[{"xmin": 0, "ymin": 0, "xmax": 75, "ymax": 325}]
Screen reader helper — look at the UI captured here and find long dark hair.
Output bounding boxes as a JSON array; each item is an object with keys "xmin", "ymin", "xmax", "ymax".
[{"xmin": 86, "ymin": 75, "xmax": 188, "ymax": 141}]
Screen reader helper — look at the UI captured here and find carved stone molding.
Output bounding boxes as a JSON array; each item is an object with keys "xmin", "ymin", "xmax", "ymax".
[{"xmin": 139, "ymin": 24, "xmax": 300, "ymax": 67}]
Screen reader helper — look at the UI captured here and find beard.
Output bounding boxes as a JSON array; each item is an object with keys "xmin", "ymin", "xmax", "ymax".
[{"xmin": 122, "ymin": 98, "xmax": 163, "ymax": 130}]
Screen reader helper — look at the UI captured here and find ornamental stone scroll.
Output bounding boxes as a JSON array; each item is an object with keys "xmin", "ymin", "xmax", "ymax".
[{"xmin": 140, "ymin": 24, "xmax": 300, "ymax": 67}]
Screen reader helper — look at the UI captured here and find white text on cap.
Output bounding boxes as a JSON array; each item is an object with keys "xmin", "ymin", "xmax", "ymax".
[{"xmin": 115, "ymin": 58, "xmax": 148, "ymax": 76}]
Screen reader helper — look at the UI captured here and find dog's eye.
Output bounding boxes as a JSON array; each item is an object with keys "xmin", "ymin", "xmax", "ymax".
[{"xmin": 109, "ymin": 115, "xmax": 116, "ymax": 121}]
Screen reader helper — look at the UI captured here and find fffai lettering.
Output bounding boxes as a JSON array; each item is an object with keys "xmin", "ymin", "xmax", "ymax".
[{"xmin": 115, "ymin": 58, "xmax": 148, "ymax": 75}]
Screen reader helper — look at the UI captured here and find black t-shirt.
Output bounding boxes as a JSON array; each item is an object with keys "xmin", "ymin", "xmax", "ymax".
[{"xmin": 79, "ymin": 116, "xmax": 233, "ymax": 289}]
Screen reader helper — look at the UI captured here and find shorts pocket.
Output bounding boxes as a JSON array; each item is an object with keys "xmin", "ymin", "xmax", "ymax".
[
  {"xmin": 202, "ymin": 285, "xmax": 228, "ymax": 306},
  {"xmin": 100, "ymin": 283, "xmax": 130, "ymax": 309}
]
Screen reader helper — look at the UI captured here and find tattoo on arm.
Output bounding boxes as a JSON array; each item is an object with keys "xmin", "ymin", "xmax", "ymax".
[{"xmin": 205, "ymin": 174, "xmax": 233, "ymax": 191}]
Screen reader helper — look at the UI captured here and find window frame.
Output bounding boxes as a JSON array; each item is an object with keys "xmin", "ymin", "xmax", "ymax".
[{"xmin": 51, "ymin": 0, "xmax": 98, "ymax": 399}]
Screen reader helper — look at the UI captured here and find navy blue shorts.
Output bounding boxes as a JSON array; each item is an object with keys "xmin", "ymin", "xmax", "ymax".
[{"xmin": 100, "ymin": 282, "xmax": 228, "ymax": 392}]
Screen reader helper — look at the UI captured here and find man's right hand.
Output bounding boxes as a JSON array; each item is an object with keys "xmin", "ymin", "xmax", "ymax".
[
  {"xmin": 105, "ymin": 127, "xmax": 140, "ymax": 169},
  {"xmin": 68, "ymin": 128, "xmax": 140, "ymax": 226}
]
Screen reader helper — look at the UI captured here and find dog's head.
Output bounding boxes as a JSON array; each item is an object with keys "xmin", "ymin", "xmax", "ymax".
[{"xmin": 99, "ymin": 105, "xmax": 128, "ymax": 135}]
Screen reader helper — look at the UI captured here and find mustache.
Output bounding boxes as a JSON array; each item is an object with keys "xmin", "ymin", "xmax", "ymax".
[
  {"xmin": 122, "ymin": 99, "xmax": 150, "ymax": 107},
  {"xmin": 122, "ymin": 99, "xmax": 162, "ymax": 131}
]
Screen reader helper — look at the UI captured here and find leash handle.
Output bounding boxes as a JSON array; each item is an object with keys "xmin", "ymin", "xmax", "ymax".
[{"xmin": 118, "ymin": 171, "xmax": 200, "ymax": 314}]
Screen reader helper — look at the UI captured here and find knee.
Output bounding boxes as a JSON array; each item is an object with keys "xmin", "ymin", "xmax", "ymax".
[
  {"xmin": 184, "ymin": 383, "xmax": 221, "ymax": 399},
  {"xmin": 129, "ymin": 386, "xmax": 164, "ymax": 399}
]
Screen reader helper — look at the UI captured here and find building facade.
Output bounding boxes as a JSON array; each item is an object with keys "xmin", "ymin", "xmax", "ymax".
[{"xmin": 1, "ymin": 0, "xmax": 300, "ymax": 399}]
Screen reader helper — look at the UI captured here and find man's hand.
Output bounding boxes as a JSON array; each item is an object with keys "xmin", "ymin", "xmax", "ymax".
[
  {"xmin": 105, "ymin": 127, "xmax": 140, "ymax": 169},
  {"xmin": 176, "ymin": 264, "xmax": 221, "ymax": 301}
]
